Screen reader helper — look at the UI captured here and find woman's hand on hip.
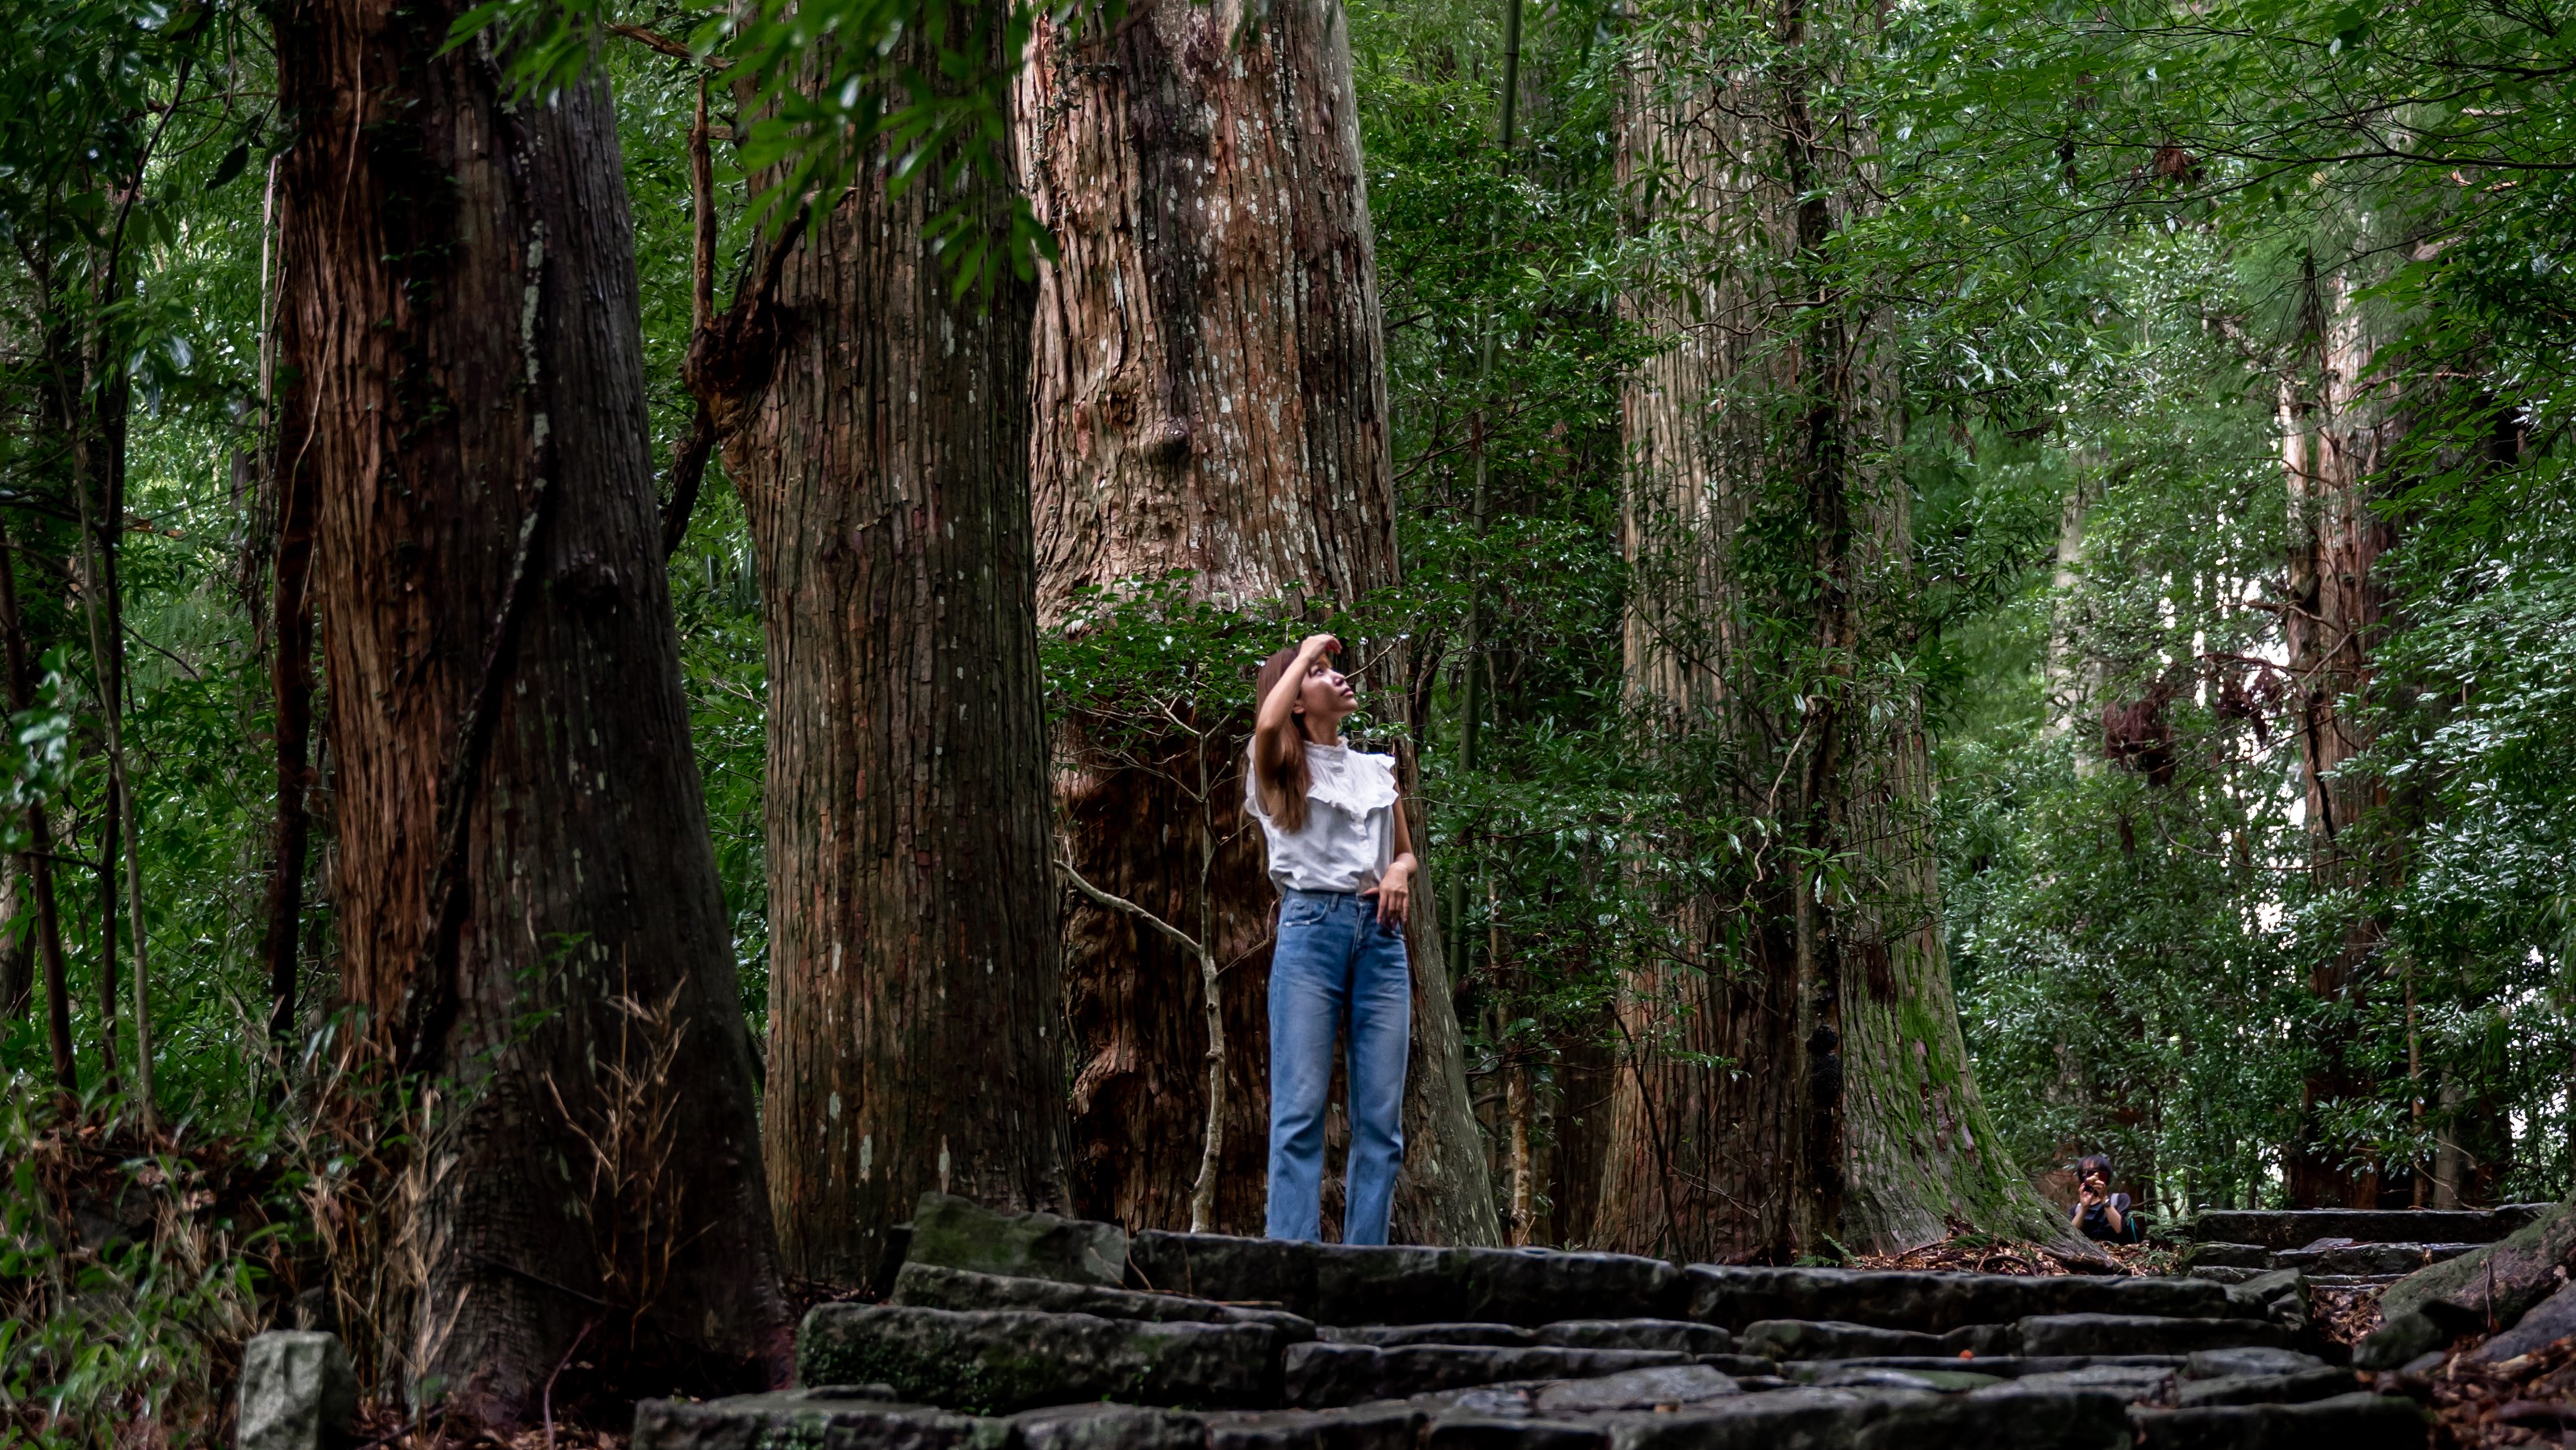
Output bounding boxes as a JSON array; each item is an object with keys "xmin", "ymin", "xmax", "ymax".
[{"xmin": 1365, "ymin": 859, "xmax": 1413, "ymax": 926}]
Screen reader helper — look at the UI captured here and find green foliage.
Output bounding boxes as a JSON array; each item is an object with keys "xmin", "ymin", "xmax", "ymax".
[
  {"xmin": 0, "ymin": 0, "xmax": 2568, "ymax": 1425},
  {"xmin": 1882, "ymin": 0, "xmax": 2576, "ymax": 1208},
  {"xmin": 0, "ymin": 1091, "xmax": 269, "ymax": 1446},
  {"xmin": 458, "ymin": 0, "xmax": 1080, "ymax": 298},
  {"xmin": 1349, "ymin": 0, "xmax": 1656, "ymax": 1206}
]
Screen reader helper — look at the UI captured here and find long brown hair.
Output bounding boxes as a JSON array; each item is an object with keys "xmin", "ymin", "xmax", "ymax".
[{"xmin": 1253, "ymin": 646, "xmax": 1313, "ymax": 833}]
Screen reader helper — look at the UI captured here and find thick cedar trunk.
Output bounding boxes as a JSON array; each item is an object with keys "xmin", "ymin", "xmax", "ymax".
[
  {"xmin": 1018, "ymin": 0, "xmax": 1498, "ymax": 1244},
  {"xmin": 698, "ymin": 27, "xmax": 1072, "ymax": 1289},
  {"xmin": 1603, "ymin": 12, "xmax": 2061, "ymax": 1260},
  {"xmin": 2277, "ymin": 261, "xmax": 2398, "ymax": 1209},
  {"xmin": 1543, "ymin": 1004, "xmax": 1617, "ymax": 1247},
  {"xmin": 274, "ymin": 3, "xmax": 788, "ymax": 1419}
]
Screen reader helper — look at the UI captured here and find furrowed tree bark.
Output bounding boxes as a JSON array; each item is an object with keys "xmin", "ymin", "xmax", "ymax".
[
  {"xmin": 259, "ymin": 395, "xmax": 317, "ymax": 1051},
  {"xmin": 695, "ymin": 25, "xmax": 1072, "ymax": 1288},
  {"xmin": 1603, "ymin": 9, "xmax": 2065, "ymax": 1260},
  {"xmin": 274, "ymin": 2, "xmax": 789, "ymax": 1420},
  {"xmin": 2277, "ymin": 255, "xmax": 2399, "ymax": 1210},
  {"xmin": 1017, "ymin": 0, "xmax": 1498, "ymax": 1244}
]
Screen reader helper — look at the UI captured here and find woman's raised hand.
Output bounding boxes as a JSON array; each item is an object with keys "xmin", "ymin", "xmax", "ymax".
[{"xmin": 1299, "ymin": 633, "xmax": 1342, "ymax": 660}]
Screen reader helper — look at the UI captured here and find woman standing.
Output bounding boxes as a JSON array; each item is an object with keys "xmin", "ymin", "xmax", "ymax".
[{"xmin": 1247, "ymin": 633, "xmax": 1420, "ymax": 1243}]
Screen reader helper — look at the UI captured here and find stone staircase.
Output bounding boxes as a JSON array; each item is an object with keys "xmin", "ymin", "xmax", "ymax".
[
  {"xmin": 630, "ymin": 1197, "xmax": 2445, "ymax": 1450},
  {"xmin": 2176, "ymin": 1204, "xmax": 2553, "ymax": 1296}
]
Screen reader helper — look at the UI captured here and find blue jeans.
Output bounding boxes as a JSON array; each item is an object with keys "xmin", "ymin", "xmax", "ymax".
[{"xmin": 1266, "ymin": 888, "xmax": 1411, "ymax": 1243}]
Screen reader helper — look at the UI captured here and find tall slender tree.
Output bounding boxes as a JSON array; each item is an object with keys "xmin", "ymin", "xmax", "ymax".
[
  {"xmin": 273, "ymin": 1, "xmax": 787, "ymax": 1418},
  {"xmin": 692, "ymin": 18, "xmax": 1072, "ymax": 1287},
  {"xmin": 0, "ymin": 529, "xmax": 73, "ymax": 1093},
  {"xmin": 1603, "ymin": 7, "xmax": 2065, "ymax": 1259},
  {"xmin": 1017, "ymin": 0, "xmax": 1498, "ymax": 1243},
  {"xmin": 2276, "ymin": 255, "xmax": 2402, "ymax": 1209}
]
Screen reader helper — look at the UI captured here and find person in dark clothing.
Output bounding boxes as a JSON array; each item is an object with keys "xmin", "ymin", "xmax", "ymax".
[{"xmin": 2070, "ymin": 1154, "xmax": 2141, "ymax": 1243}]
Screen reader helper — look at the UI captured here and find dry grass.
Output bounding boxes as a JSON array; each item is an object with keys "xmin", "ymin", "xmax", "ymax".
[
  {"xmin": 542, "ymin": 982, "xmax": 693, "ymax": 1346},
  {"xmin": 0, "ymin": 1101, "xmax": 276, "ymax": 1445}
]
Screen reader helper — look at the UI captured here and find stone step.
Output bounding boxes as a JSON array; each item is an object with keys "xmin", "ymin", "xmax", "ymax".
[
  {"xmin": 893, "ymin": 1262, "xmax": 1317, "ymax": 1344},
  {"xmin": 1738, "ymin": 1319, "xmax": 2010, "ymax": 1360},
  {"xmin": 1786, "ymin": 1354, "xmax": 2186, "ymax": 1379},
  {"xmin": 1282, "ymin": 1343, "xmax": 1692, "ymax": 1408},
  {"xmin": 2182, "ymin": 1243, "xmax": 2273, "ymax": 1271},
  {"xmin": 2187, "ymin": 1264, "xmax": 2401, "ymax": 1289},
  {"xmin": 1323, "ymin": 1323, "xmax": 1539, "ymax": 1348},
  {"xmin": 2014, "ymin": 1314, "xmax": 2289, "ymax": 1357},
  {"xmin": 1318, "ymin": 1320, "xmax": 1733, "ymax": 1355},
  {"xmin": 2181, "ymin": 1205, "xmax": 2549, "ymax": 1249},
  {"xmin": 2269, "ymin": 1242, "xmax": 2479, "ymax": 1276},
  {"xmin": 795, "ymin": 1303, "xmax": 1278, "ymax": 1414},
  {"xmin": 1008, "ymin": 1404, "xmax": 1212, "ymax": 1450},
  {"xmin": 2129, "ymin": 1392, "xmax": 2430, "ymax": 1448},
  {"xmin": 1684, "ymin": 1265, "xmax": 2234, "ymax": 1332},
  {"xmin": 1129, "ymin": 1232, "xmax": 1685, "ymax": 1327},
  {"xmin": 631, "ymin": 1389, "xmax": 971, "ymax": 1450},
  {"xmin": 1984, "ymin": 1363, "xmax": 2177, "ymax": 1401},
  {"xmin": 1526, "ymin": 1364, "xmax": 1743, "ymax": 1414},
  {"xmin": 1604, "ymin": 1383, "xmax": 2137, "ymax": 1449},
  {"xmin": 1541, "ymin": 1320, "xmax": 1735, "ymax": 1355},
  {"xmin": 633, "ymin": 1356, "xmax": 2424, "ymax": 1450},
  {"xmin": 2173, "ymin": 1367, "xmax": 2357, "ymax": 1407},
  {"xmin": 1793, "ymin": 1364, "xmax": 2008, "ymax": 1394},
  {"xmin": 1204, "ymin": 1404, "xmax": 1426, "ymax": 1450}
]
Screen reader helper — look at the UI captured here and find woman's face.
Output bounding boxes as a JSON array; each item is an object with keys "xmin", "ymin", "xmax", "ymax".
[{"xmin": 1296, "ymin": 659, "xmax": 1359, "ymax": 721}]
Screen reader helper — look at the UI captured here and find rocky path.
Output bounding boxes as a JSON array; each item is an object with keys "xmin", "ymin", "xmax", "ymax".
[
  {"xmin": 2179, "ymin": 1205, "xmax": 2550, "ymax": 1287},
  {"xmin": 630, "ymin": 1195, "xmax": 2436, "ymax": 1450},
  {"xmin": 2174, "ymin": 1203, "xmax": 2557, "ymax": 1352}
]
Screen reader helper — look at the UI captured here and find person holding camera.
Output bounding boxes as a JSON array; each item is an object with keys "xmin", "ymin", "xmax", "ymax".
[{"xmin": 2070, "ymin": 1153, "xmax": 2142, "ymax": 1243}]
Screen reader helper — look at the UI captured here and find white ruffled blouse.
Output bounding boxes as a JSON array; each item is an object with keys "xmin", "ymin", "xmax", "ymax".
[{"xmin": 1244, "ymin": 739, "xmax": 1401, "ymax": 895}]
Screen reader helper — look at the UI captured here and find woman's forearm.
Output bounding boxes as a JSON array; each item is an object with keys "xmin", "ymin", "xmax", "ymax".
[
  {"xmin": 1255, "ymin": 637, "xmax": 1331, "ymax": 756},
  {"xmin": 1255, "ymin": 652, "xmax": 1315, "ymax": 733}
]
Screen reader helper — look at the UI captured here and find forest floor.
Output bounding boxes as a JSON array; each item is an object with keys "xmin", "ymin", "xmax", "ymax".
[
  {"xmin": 25, "ymin": 1126, "xmax": 2571, "ymax": 1450},
  {"xmin": 350, "ymin": 1403, "xmax": 629, "ymax": 1450},
  {"xmin": 2399, "ymin": 1338, "xmax": 2576, "ymax": 1448},
  {"xmin": 1850, "ymin": 1233, "xmax": 2179, "ymax": 1277}
]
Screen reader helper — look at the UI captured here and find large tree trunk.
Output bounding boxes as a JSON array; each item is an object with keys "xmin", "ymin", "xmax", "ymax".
[
  {"xmin": 260, "ymin": 406, "xmax": 319, "ymax": 1051},
  {"xmin": 273, "ymin": 4, "xmax": 788, "ymax": 1419},
  {"xmin": 1018, "ymin": 0, "xmax": 1498, "ymax": 1245},
  {"xmin": 1601, "ymin": 13, "xmax": 2063, "ymax": 1261},
  {"xmin": 2277, "ymin": 257, "xmax": 2399, "ymax": 1209},
  {"xmin": 696, "ymin": 27, "xmax": 1072, "ymax": 1289}
]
